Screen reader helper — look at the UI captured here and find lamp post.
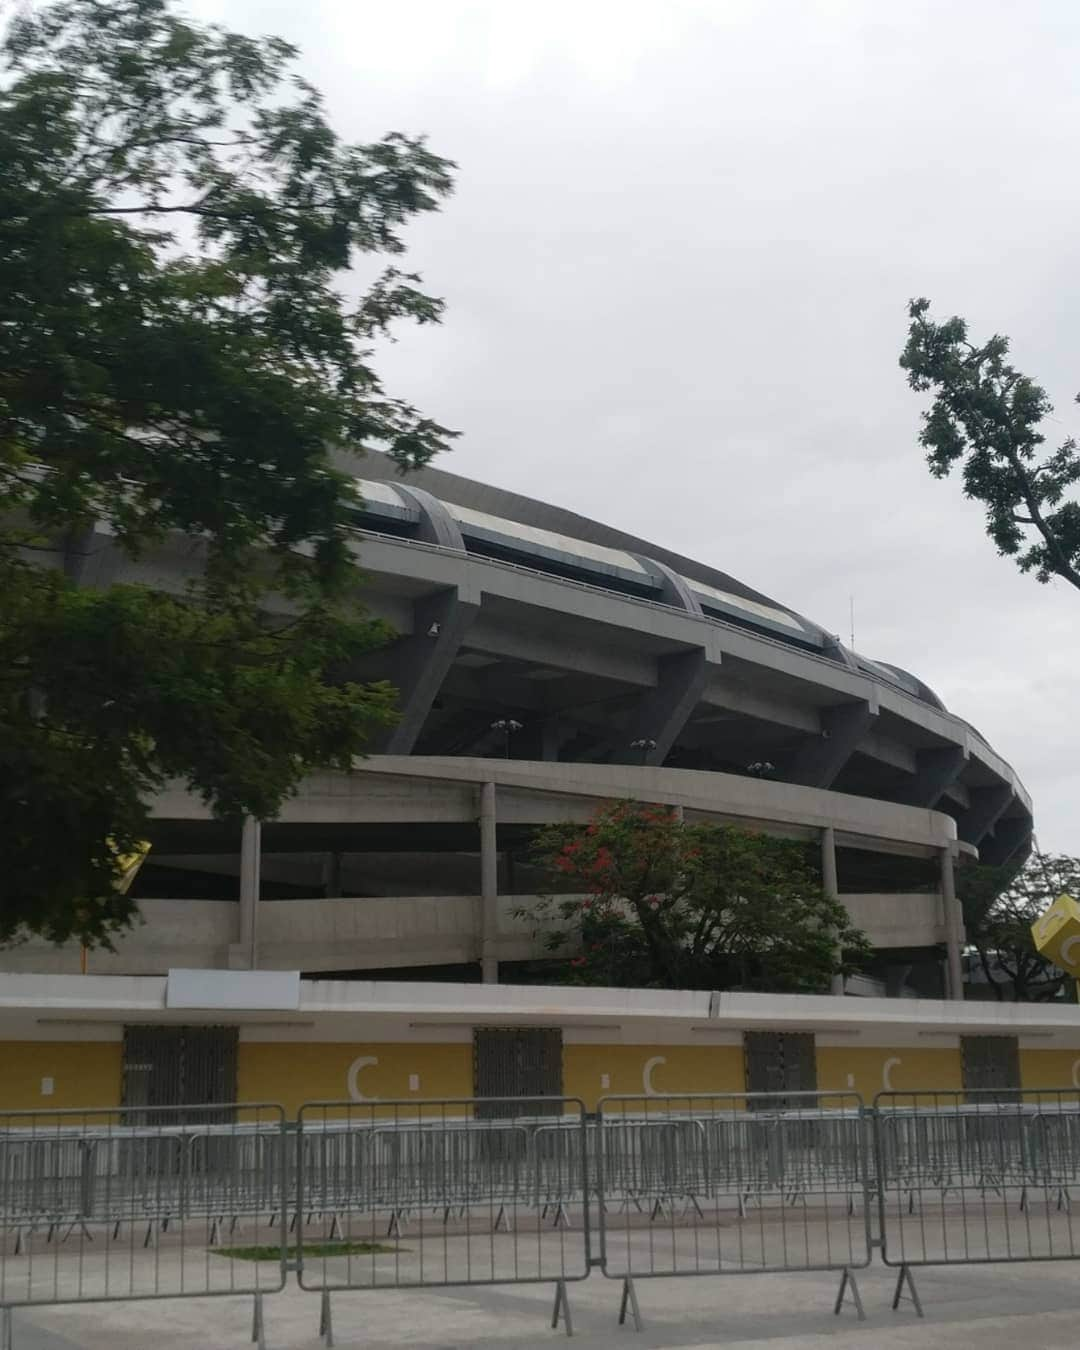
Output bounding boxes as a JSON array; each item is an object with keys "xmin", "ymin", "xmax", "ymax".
[
  {"xmin": 630, "ymin": 737, "xmax": 657, "ymax": 765},
  {"xmin": 491, "ymin": 718, "xmax": 523, "ymax": 759}
]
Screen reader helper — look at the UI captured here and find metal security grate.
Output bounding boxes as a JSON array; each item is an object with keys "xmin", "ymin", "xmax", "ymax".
[
  {"xmin": 744, "ymin": 1032, "xmax": 817, "ymax": 1108},
  {"xmin": 961, "ymin": 1035, "xmax": 1020, "ymax": 1099},
  {"xmin": 122, "ymin": 1025, "xmax": 238, "ymax": 1120},
  {"xmin": 473, "ymin": 1028, "xmax": 563, "ymax": 1117}
]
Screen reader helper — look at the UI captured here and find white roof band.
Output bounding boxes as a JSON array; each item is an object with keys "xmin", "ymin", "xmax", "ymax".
[{"xmin": 447, "ymin": 503, "xmax": 650, "ymax": 576}]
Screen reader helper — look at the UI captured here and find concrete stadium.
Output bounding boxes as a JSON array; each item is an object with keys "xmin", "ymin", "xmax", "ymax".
[{"xmin": 3, "ymin": 451, "xmax": 1032, "ymax": 999}]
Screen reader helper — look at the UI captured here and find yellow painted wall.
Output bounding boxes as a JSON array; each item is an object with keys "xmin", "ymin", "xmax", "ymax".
[
  {"xmin": 237, "ymin": 1041, "xmax": 473, "ymax": 1118},
  {"xmin": 0, "ymin": 1041, "xmax": 122, "ymax": 1111},
  {"xmin": 6, "ymin": 1034, "xmax": 1076, "ymax": 1117},
  {"xmin": 563, "ymin": 1043, "xmax": 744, "ymax": 1109},
  {"xmin": 816, "ymin": 1045, "xmax": 962, "ymax": 1103},
  {"xmin": 1020, "ymin": 1048, "xmax": 1080, "ymax": 1096}
]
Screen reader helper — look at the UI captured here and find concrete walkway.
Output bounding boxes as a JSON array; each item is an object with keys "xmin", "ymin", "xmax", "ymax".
[{"xmin": 9, "ymin": 1259, "xmax": 1080, "ymax": 1350}]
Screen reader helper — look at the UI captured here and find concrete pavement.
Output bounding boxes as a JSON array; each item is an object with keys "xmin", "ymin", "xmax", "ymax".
[{"xmin": 10, "ymin": 1259, "xmax": 1080, "ymax": 1350}]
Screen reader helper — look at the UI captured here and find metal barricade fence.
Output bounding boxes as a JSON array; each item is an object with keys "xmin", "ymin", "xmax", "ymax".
[
  {"xmin": 10, "ymin": 1087, "xmax": 1080, "ymax": 1342},
  {"xmin": 295, "ymin": 1098, "xmax": 590, "ymax": 1344},
  {"xmin": 595, "ymin": 1093, "xmax": 871, "ymax": 1327},
  {"xmin": 873, "ymin": 1088, "xmax": 1080, "ymax": 1301},
  {"xmin": 0, "ymin": 1105, "xmax": 286, "ymax": 1349}
]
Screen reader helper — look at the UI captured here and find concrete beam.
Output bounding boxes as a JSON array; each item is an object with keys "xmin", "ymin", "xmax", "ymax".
[
  {"xmin": 464, "ymin": 619, "xmax": 652, "ymax": 685},
  {"xmin": 612, "ymin": 647, "xmax": 708, "ymax": 766},
  {"xmin": 700, "ymin": 672, "xmax": 818, "ymax": 733},
  {"xmin": 857, "ymin": 731, "xmax": 917, "ymax": 775},
  {"xmin": 959, "ymin": 784, "xmax": 1014, "ymax": 850},
  {"xmin": 979, "ymin": 815, "xmax": 1033, "ymax": 868},
  {"xmin": 786, "ymin": 696, "xmax": 879, "ymax": 789},
  {"xmin": 380, "ymin": 588, "xmax": 480, "ymax": 754},
  {"xmin": 898, "ymin": 744, "xmax": 969, "ymax": 808},
  {"xmin": 940, "ymin": 779, "xmax": 971, "ymax": 811}
]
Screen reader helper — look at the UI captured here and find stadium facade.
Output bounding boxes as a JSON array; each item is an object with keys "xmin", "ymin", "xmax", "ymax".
[{"xmin": 3, "ymin": 451, "xmax": 1031, "ymax": 1002}]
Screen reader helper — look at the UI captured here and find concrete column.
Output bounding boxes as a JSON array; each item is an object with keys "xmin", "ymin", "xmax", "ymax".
[
  {"xmin": 614, "ymin": 647, "xmax": 707, "ymax": 767},
  {"xmin": 822, "ymin": 826, "xmax": 844, "ymax": 996},
  {"xmin": 788, "ymin": 696, "xmax": 878, "ymax": 789},
  {"xmin": 239, "ymin": 817, "xmax": 261, "ymax": 970},
  {"xmin": 941, "ymin": 846, "xmax": 964, "ymax": 1002},
  {"xmin": 480, "ymin": 782, "xmax": 499, "ymax": 984},
  {"xmin": 380, "ymin": 587, "xmax": 480, "ymax": 754}
]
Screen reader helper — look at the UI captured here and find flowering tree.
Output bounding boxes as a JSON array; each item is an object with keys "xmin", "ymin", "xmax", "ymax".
[{"xmin": 525, "ymin": 802, "xmax": 871, "ymax": 992}]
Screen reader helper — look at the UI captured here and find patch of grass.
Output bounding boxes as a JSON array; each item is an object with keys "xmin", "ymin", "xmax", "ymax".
[{"xmin": 213, "ymin": 1240, "xmax": 404, "ymax": 1261}]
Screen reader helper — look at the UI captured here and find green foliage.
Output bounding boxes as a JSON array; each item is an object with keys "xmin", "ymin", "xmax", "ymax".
[
  {"xmin": 213, "ymin": 1241, "xmax": 402, "ymax": 1261},
  {"xmin": 0, "ymin": 0, "xmax": 455, "ymax": 945},
  {"xmin": 523, "ymin": 802, "xmax": 871, "ymax": 993},
  {"xmin": 958, "ymin": 851, "xmax": 1080, "ymax": 1002},
  {"xmin": 900, "ymin": 299, "xmax": 1080, "ymax": 589}
]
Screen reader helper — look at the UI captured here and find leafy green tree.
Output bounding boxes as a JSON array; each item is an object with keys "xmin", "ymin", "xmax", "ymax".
[
  {"xmin": 901, "ymin": 298, "xmax": 1080, "ymax": 589},
  {"xmin": 958, "ymin": 851, "xmax": 1080, "ymax": 1002},
  {"xmin": 0, "ymin": 0, "xmax": 455, "ymax": 946},
  {"xmin": 524, "ymin": 802, "xmax": 871, "ymax": 992}
]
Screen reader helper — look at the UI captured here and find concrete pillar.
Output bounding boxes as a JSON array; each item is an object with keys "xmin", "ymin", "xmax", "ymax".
[
  {"xmin": 480, "ymin": 782, "xmax": 498, "ymax": 984},
  {"xmin": 822, "ymin": 826, "xmax": 844, "ymax": 996},
  {"xmin": 239, "ymin": 817, "xmax": 261, "ymax": 970},
  {"xmin": 941, "ymin": 846, "xmax": 964, "ymax": 1002}
]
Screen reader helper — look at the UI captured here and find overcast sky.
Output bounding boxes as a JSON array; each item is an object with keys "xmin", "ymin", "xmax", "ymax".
[{"xmin": 197, "ymin": 0, "xmax": 1080, "ymax": 851}]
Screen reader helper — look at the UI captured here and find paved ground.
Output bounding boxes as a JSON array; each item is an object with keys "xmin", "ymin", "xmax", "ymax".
[{"xmin": 9, "ymin": 1258, "xmax": 1080, "ymax": 1350}]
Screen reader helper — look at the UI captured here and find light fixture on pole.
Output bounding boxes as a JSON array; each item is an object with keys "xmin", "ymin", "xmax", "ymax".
[
  {"xmin": 630, "ymin": 737, "xmax": 657, "ymax": 765},
  {"xmin": 490, "ymin": 718, "xmax": 523, "ymax": 759}
]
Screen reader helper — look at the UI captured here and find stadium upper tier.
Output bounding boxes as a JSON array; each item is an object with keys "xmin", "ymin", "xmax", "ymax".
[{"xmin": 337, "ymin": 451, "xmax": 1030, "ymax": 867}]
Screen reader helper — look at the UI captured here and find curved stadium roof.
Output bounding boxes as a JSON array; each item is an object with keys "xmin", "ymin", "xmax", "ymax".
[
  {"xmin": 350, "ymin": 451, "xmax": 942, "ymax": 708},
  {"xmin": 307, "ymin": 448, "xmax": 1034, "ymax": 871}
]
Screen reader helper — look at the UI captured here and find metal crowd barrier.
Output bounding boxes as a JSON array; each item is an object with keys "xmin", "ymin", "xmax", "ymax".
[
  {"xmin": 0, "ymin": 1105, "xmax": 286, "ymax": 1349},
  {"xmin": 6, "ymin": 1088, "xmax": 1080, "ymax": 1345},
  {"xmin": 873, "ymin": 1089, "xmax": 1080, "ymax": 1314},
  {"xmin": 295, "ymin": 1098, "xmax": 591, "ymax": 1344},
  {"xmin": 595, "ymin": 1093, "xmax": 871, "ymax": 1327}
]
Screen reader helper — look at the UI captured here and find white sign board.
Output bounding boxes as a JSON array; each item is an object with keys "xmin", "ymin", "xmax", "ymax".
[{"xmin": 166, "ymin": 968, "xmax": 301, "ymax": 1011}]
